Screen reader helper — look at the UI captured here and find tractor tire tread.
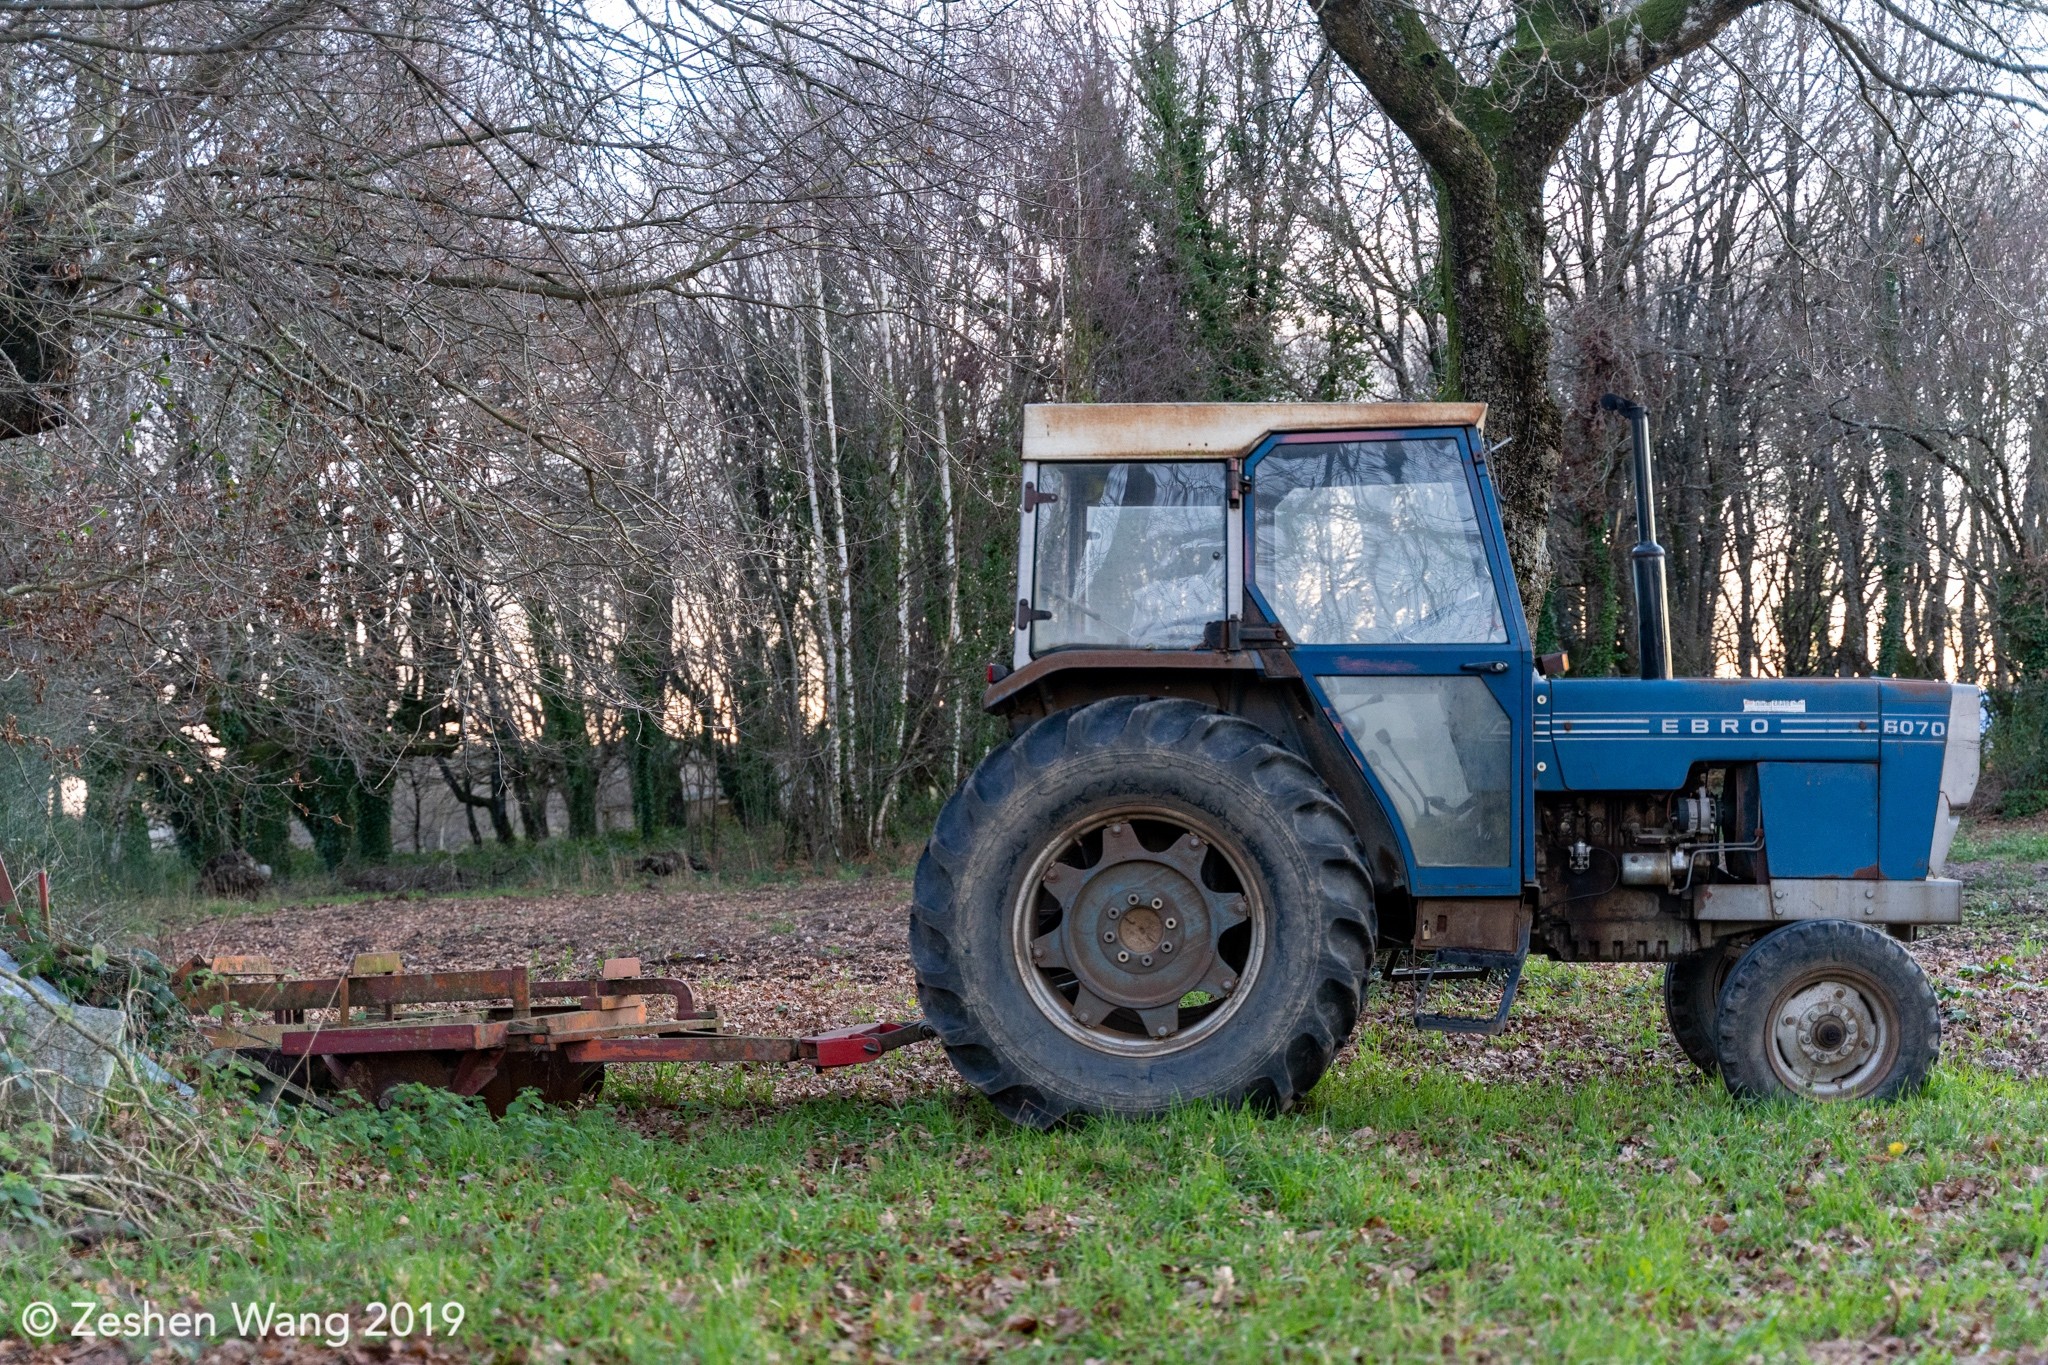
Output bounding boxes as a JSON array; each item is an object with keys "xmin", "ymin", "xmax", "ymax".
[
  {"xmin": 1713, "ymin": 918, "xmax": 1939, "ymax": 1102},
  {"xmin": 910, "ymin": 697, "xmax": 1373, "ymax": 1128}
]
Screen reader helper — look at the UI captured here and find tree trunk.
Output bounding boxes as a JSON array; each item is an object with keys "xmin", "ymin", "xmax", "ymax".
[
  {"xmin": 1434, "ymin": 172, "xmax": 1564, "ymax": 607},
  {"xmin": 811, "ymin": 254, "xmax": 858, "ymax": 839},
  {"xmin": 933, "ymin": 315, "xmax": 963, "ymax": 782},
  {"xmin": 793, "ymin": 299, "xmax": 844, "ymax": 853},
  {"xmin": 1314, "ymin": 0, "xmax": 1767, "ymax": 614}
]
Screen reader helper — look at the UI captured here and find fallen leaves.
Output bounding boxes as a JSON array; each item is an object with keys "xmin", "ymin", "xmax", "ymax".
[{"xmin": 177, "ymin": 856, "xmax": 2048, "ymax": 1113}]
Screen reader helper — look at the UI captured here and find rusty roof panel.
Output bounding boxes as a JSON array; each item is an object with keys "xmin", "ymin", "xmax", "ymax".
[{"xmin": 1021, "ymin": 402, "xmax": 1487, "ymax": 460}]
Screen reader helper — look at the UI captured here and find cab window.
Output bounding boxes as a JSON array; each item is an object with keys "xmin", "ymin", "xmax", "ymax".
[
  {"xmin": 1253, "ymin": 437, "xmax": 1505, "ymax": 645},
  {"xmin": 1031, "ymin": 461, "xmax": 1226, "ymax": 654}
]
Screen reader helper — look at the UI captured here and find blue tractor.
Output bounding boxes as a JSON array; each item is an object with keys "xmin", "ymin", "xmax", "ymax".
[{"xmin": 913, "ymin": 401, "xmax": 1980, "ymax": 1126}]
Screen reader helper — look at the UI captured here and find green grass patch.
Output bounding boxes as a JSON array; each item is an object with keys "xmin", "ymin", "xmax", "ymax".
[
  {"xmin": 5, "ymin": 1054, "xmax": 2045, "ymax": 1363},
  {"xmin": 1953, "ymin": 826, "xmax": 2048, "ymax": 866}
]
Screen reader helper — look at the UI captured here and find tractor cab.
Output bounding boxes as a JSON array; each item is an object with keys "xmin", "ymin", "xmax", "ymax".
[{"xmin": 1005, "ymin": 403, "xmax": 1532, "ymax": 902}]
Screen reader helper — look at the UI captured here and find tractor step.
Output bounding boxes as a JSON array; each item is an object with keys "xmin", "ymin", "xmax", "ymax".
[{"xmin": 1405, "ymin": 924, "xmax": 1531, "ymax": 1036}]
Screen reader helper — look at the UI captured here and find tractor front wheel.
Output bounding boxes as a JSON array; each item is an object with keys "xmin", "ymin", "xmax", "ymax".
[
  {"xmin": 1713, "ymin": 919, "xmax": 1939, "ymax": 1101},
  {"xmin": 1663, "ymin": 938, "xmax": 1742, "ymax": 1075},
  {"xmin": 911, "ymin": 698, "xmax": 1375, "ymax": 1128}
]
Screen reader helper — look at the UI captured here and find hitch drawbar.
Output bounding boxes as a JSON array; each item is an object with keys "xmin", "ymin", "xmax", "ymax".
[{"xmin": 174, "ymin": 953, "xmax": 934, "ymax": 1113}]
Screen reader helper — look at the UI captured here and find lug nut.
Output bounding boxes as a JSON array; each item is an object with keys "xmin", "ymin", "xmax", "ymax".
[
  {"xmin": 1151, "ymin": 898, "xmax": 1163, "ymax": 910},
  {"xmin": 1117, "ymin": 951, "xmax": 1130, "ymax": 963},
  {"xmin": 1103, "ymin": 931, "xmax": 1116, "ymax": 942},
  {"xmin": 1108, "ymin": 906, "xmax": 1122, "ymax": 920},
  {"xmin": 1140, "ymin": 954, "xmax": 1154, "ymax": 966},
  {"xmin": 1164, "ymin": 917, "xmax": 1177, "ymax": 929},
  {"xmin": 1128, "ymin": 894, "xmax": 1140, "ymax": 906},
  {"xmin": 1161, "ymin": 942, "xmax": 1173, "ymax": 953}
]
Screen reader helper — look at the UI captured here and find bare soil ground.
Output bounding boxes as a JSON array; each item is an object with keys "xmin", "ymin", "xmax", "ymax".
[{"xmin": 163, "ymin": 831, "xmax": 2048, "ymax": 1103}]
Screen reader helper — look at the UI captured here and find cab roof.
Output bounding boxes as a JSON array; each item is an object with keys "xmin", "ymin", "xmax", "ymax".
[{"xmin": 1021, "ymin": 402, "xmax": 1488, "ymax": 461}]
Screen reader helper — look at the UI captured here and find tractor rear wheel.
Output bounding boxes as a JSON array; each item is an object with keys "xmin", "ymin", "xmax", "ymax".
[
  {"xmin": 911, "ymin": 698, "xmax": 1375, "ymax": 1128},
  {"xmin": 1663, "ymin": 938, "xmax": 1742, "ymax": 1075},
  {"xmin": 1713, "ymin": 919, "xmax": 1939, "ymax": 1101}
]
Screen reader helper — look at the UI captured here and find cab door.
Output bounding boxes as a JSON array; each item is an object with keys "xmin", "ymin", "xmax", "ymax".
[{"xmin": 1245, "ymin": 428, "xmax": 1531, "ymax": 897}]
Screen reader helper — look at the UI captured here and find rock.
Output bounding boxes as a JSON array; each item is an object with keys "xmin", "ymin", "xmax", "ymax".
[
  {"xmin": 0, "ymin": 946, "xmax": 128, "ymax": 1126},
  {"xmin": 198, "ymin": 849, "xmax": 272, "ymax": 898}
]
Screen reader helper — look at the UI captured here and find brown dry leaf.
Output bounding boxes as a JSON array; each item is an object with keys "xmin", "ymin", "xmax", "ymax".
[{"xmin": 171, "ymin": 852, "xmax": 2048, "ymax": 1123}]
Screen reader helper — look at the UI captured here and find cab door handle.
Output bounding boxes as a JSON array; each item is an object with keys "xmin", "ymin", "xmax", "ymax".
[{"xmin": 1461, "ymin": 660, "xmax": 1509, "ymax": 674}]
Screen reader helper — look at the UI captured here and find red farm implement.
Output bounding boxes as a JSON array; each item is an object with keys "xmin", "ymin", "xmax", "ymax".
[{"xmin": 172, "ymin": 952, "xmax": 932, "ymax": 1113}]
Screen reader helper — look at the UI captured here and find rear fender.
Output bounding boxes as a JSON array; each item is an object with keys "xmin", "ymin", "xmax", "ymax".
[{"xmin": 985, "ymin": 652, "xmax": 1412, "ymax": 902}]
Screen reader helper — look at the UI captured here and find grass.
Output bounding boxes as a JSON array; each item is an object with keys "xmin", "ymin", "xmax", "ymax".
[
  {"xmin": 5, "ymin": 827, "xmax": 2046, "ymax": 1362},
  {"xmin": 1952, "ymin": 825, "xmax": 2048, "ymax": 867},
  {"xmin": 5, "ymin": 1056, "xmax": 2044, "ymax": 1362}
]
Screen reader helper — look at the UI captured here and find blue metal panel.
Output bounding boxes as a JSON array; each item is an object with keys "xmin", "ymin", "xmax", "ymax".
[
  {"xmin": 1877, "ymin": 679, "xmax": 1952, "ymax": 879},
  {"xmin": 1533, "ymin": 680, "xmax": 1565, "ymax": 791},
  {"xmin": 1244, "ymin": 425, "xmax": 1532, "ymax": 896},
  {"xmin": 1758, "ymin": 762, "xmax": 1879, "ymax": 877},
  {"xmin": 1545, "ymin": 677, "xmax": 1883, "ymax": 790}
]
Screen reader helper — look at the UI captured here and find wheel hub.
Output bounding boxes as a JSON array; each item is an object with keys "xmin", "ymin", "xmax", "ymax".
[
  {"xmin": 1772, "ymin": 979, "xmax": 1886, "ymax": 1093},
  {"xmin": 1023, "ymin": 817, "xmax": 1253, "ymax": 1048}
]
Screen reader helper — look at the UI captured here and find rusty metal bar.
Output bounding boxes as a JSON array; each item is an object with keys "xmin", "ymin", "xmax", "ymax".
[
  {"xmin": 562, "ymin": 1035, "xmax": 802, "ymax": 1064},
  {"xmin": 178, "ymin": 968, "xmax": 697, "ymax": 1023},
  {"xmin": 534, "ymin": 976, "xmax": 695, "ymax": 1020},
  {"xmin": 278, "ymin": 1021, "xmax": 510, "ymax": 1056},
  {"xmin": 801, "ymin": 1021, "xmax": 934, "ymax": 1068},
  {"xmin": 450, "ymin": 1049, "xmax": 505, "ymax": 1096},
  {"xmin": 0, "ymin": 852, "xmax": 21, "ymax": 938}
]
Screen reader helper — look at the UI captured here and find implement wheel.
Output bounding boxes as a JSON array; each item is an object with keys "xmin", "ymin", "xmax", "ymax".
[
  {"xmin": 911, "ymin": 698, "xmax": 1375, "ymax": 1128},
  {"xmin": 1713, "ymin": 919, "xmax": 1939, "ymax": 1101},
  {"xmin": 1663, "ymin": 938, "xmax": 1742, "ymax": 1075}
]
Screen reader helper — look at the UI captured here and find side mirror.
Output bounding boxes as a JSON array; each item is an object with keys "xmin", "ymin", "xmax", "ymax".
[{"xmin": 1537, "ymin": 651, "xmax": 1570, "ymax": 677}]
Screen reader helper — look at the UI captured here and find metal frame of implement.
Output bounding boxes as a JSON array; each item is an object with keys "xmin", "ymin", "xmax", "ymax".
[{"xmin": 173, "ymin": 952, "xmax": 932, "ymax": 1108}]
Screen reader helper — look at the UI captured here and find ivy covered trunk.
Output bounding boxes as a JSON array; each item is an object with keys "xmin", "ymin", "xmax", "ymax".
[
  {"xmin": 1314, "ymin": 0, "xmax": 1768, "ymax": 615},
  {"xmin": 1433, "ymin": 163, "xmax": 1566, "ymax": 612}
]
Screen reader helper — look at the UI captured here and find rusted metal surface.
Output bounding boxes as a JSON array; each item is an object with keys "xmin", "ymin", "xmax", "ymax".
[
  {"xmin": 278, "ymin": 1021, "xmax": 511, "ymax": 1056},
  {"xmin": 0, "ymin": 852, "xmax": 21, "ymax": 937},
  {"xmin": 449, "ymin": 1049, "xmax": 504, "ymax": 1097},
  {"xmin": 801, "ymin": 1021, "xmax": 934, "ymax": 1068},
  {"xmin": 174, "ymin": 961, "xmax": 697, "ymax": 1024},
  {"xmin": 179, "ymin": 948, "xmax": 931, "ymax": 1112},
  {"xmin": 564, "ymin": 1035, "xmax": 803, "ymax": 1064},
  {"xmin": 1021, "ymin": 402, "xmax": 1487, "ymax": 460}
]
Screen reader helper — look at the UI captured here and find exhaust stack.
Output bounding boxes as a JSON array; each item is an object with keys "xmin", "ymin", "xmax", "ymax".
[{"xmin": 1600, "ymin": 393, "xmax": 1673, "ymax": 680}]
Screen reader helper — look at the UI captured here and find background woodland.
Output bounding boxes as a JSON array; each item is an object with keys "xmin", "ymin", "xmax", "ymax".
[{"xmin": 3, "ymin": 0, "xmax": 2046, "ymax": 882}]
